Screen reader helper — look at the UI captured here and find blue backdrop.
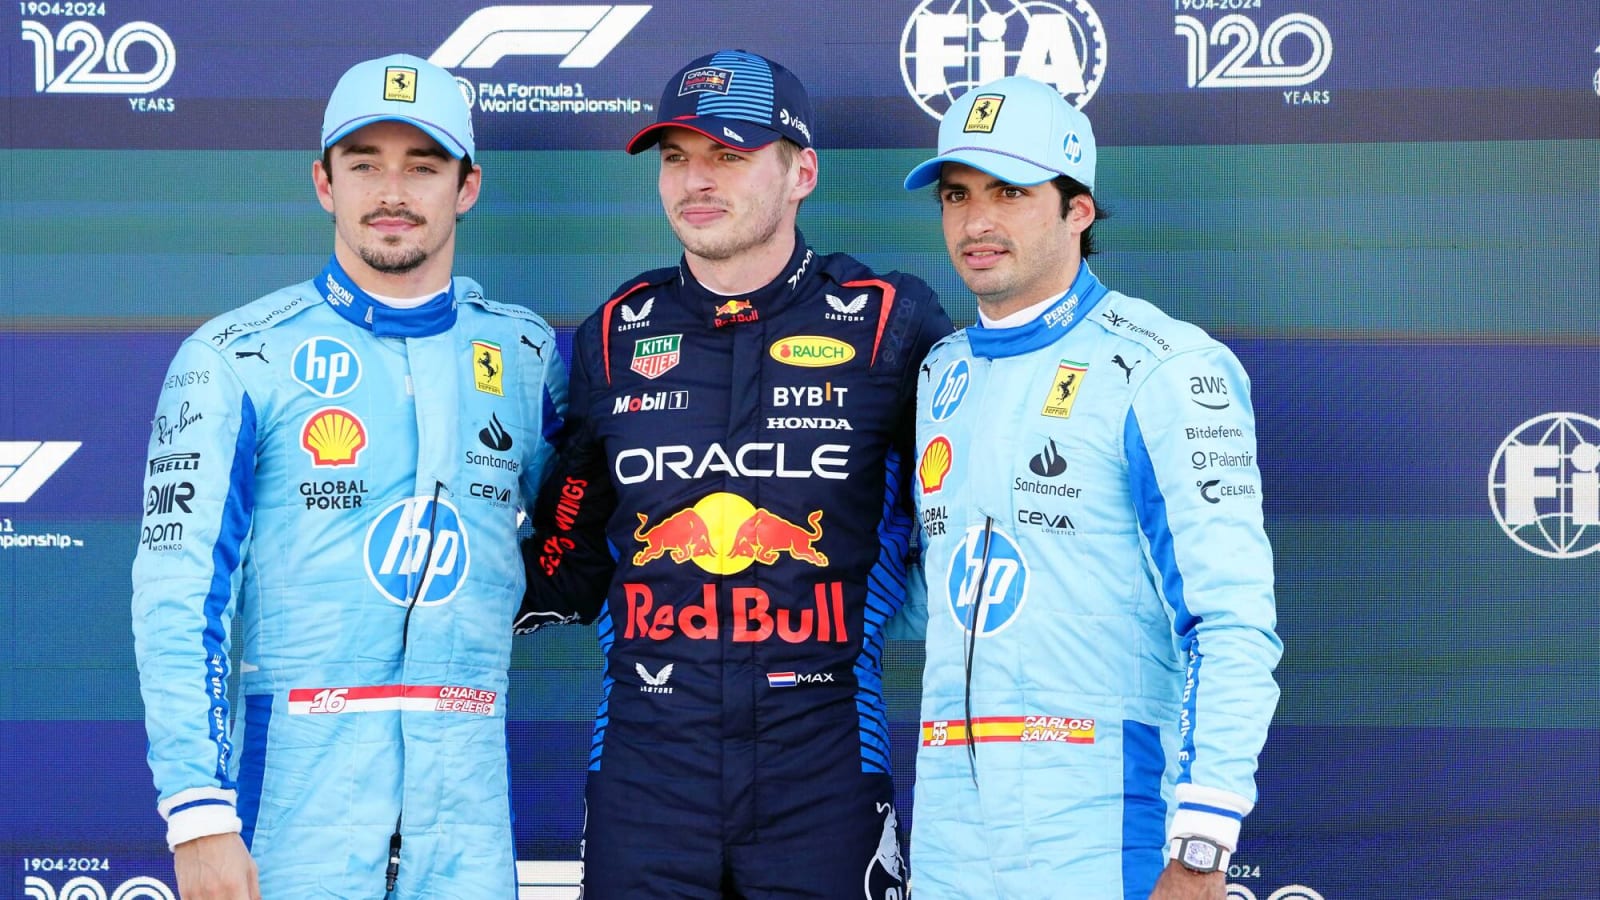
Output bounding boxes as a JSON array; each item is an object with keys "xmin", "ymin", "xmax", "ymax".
[{"xmin": 4, "ymin": 2, "xmax": 1598, "ymax": 898}]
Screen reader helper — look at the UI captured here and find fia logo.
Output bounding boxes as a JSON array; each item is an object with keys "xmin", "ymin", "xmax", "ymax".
[
  {"xmin": 900, "ymin": 0, "xmax": 1107, "ymax": 119},
  {"xmin": 1489, "ymin": 412, "xmax": 1600, "ymax": 559}
]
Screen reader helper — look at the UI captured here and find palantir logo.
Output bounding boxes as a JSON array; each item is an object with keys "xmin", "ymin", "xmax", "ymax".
[
  {"xmin": 1488, "ymin": 412, "xmax": 1600, "ymax": 559},
  {"xmin": 429, "ymin": 5, "xmax": 651, "ymax": 69},
  {"xmin": 364, "ymin": 496, "xmax": 471, "ymax": 605},
  {"xmin": 0, "ymin": 441, "xmax": 80, "ymax": 503},
  {"xmin": 900, "ymin": 0, "xmax": 1107, "ymax": 120},
  {"xmin": 19, "ymin": 20, "xmax": 176, "ymax": 93}
]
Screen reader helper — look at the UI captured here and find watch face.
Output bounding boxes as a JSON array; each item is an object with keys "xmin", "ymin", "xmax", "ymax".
[{"xmin": 1181, "ymin": 839, "xmax": 1220, "ymax": 870}]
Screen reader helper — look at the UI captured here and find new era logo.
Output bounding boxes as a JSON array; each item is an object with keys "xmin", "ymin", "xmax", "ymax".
[{"xmin": 0, "ymin": 441, "xmax": 81, "ymax": 502}]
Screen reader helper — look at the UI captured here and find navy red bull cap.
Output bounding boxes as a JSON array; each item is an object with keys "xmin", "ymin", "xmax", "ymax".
[{"xmin": 626, "ymin": 49, "xmax": 814, "ymax": 154}]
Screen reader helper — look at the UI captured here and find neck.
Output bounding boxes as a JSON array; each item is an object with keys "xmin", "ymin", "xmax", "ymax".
[
  {"xmin": 332, "ymin": 239, "xmax": 454, "ymax": 299},
  {"xmin": 683, "ymin": 228, "xmax": 797, "ymax": 295}
]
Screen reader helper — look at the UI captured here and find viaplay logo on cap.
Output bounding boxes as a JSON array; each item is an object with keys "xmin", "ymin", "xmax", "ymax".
[{"xmin": 900, "ymin": 0, "xmax": 1107, "ymax": 119}]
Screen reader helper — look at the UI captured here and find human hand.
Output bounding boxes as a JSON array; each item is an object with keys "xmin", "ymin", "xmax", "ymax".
[
  {"xmin": 173, "ymin": 832, "xmax": 260, "ymax": 900},
  {"xmin": 1147, "ymin": 860, "xmax": 1225, "ymax": 900}
]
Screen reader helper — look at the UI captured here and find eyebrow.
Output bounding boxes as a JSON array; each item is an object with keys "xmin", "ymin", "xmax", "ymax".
[{"xmin": 337, "ymin": 143, "xmax": 450, "ymax": 161}]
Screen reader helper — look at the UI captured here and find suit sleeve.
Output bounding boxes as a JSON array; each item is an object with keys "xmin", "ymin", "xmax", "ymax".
[
  {"xmin": 886, "ymin": 285, "xmax": 953, "ymax": 641},
  {"xmin": 1126, "ymin": 341, "xmax": 1282, "ymax": 852},
  {"xmin": 130, "ymin": 338, "xmax": 257, "ymax": 850},
  {"xmin": 519, "ymin": 325, "xmax": 569, "ymax": 515},
  {"xmin": 516, "ymin": 328, "xmax": 618, "ymax": 632}
]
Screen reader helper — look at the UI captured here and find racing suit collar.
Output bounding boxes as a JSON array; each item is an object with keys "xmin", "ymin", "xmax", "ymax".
[
  {"xmin": 316, "ymin": 257, "xmax": 459, "ymax": 338},
  {"xmin": 677, "ymin": 230, "xmax": 817, "ymax": 328},
  {"xmin": 966, "ymin": 260, "xmax": 1107, "ymax": 359}
]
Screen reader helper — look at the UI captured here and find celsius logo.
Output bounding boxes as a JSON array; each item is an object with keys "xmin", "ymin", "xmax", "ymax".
[
  {"xmin": 20, "ymin": 19, "xmax": 176, "ymax": 94},
  {"xmin": 1174, "ymin": 13, "xmax": 1333, "ymax": 89},
  {"xmin": 429, "ymin": 5, "xmax": 649, "ymax": 69},
  {"xmin": 0, "ymin": 441, "xmax": 80, "ymax": 503},
  {"xmin": 900, "ymin": 0, "xmax": 1107, "ymax": 119},
  {"xmin": 1488, "ymin": 412, "xmax": 1600, "ymax": 559}
]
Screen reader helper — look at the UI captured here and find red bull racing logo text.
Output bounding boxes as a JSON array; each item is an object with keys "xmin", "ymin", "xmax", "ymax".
[
  {"xmin": 623, "ymin": 581, "xmax": 849, "ymax": 644},
  {"xmin": 714, "ymin": 299, "xmax": 759, "ymax": 327},
  {"xmin": 631, "ymin": 492, "xmax": 827, "ymax": 574}
]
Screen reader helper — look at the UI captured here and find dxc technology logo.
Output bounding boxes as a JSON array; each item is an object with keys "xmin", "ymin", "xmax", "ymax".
[
  {"xmin": 1488, "ymin": 412, "xmax": 1600, "ymax": 559},
  {"xmin": 900, "ymin": 0, "xmax": 1107, "ymax": 119}
]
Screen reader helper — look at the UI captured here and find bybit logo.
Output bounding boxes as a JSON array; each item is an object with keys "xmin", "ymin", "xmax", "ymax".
[{"xmin": 1488, "ymin": 412, "xmax": 1600, "ymax": 559}]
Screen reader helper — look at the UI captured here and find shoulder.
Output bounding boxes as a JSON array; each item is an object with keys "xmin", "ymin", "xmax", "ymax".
[
  {"xmin": 574, "ymin": 266, "xmax": 678, "ymax": 341},
  {"xmin": 1089, "ymin": 290, "xmax": 1220, "ymax": 360},
  {"xmin": 190, "ymin": 281, "xmax": 322, "ymax": 350},
  {"xmin": 455, "ymin": 278, "xmax": 556, "ymax": 339},
  {"xmin": 815, "ymin": 252, "xmax": 939, "ymax": 307}
]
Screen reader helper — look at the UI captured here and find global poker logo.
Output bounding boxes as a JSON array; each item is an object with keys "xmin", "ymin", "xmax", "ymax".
[
  {"xmin": 900, "ymin": 0, "xmax": 1107, "ymax": 119},
  {"xmin": 1488, "ymin": 412, "xmax": 1600, "ymax": 559}
]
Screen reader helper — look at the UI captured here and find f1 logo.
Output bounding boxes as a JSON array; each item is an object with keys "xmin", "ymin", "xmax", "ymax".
[
  {"xmin": 0, "ymin": 441, "xmax": 81, "ymax": 502},
  {"xmin": 429, "ymin": 5, "xmax": 651, "ymax": 69}
]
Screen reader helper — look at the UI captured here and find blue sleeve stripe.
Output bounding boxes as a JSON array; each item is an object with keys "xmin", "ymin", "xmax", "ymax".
[
  {"xmin": 541, "ymin": 385, "xmax": 563, "ymax": 447},
  {"xmin": 202, "ymin": 394, "xmax": 257, "ymax": 784},
  {"xmin": 169, "ymin": 797, "xmax": 235, "ymax": 816},
  {"xmin": 1125, "ymin": 410, "xmax": 1196, "ymax": 634},
  {"xmin": 1178, "ymin": 801, "xmax": 1245, "ymax": 821},
  {"xmin": 236, "ymin": 693, "xmax": 272, "ymax": 847},
  {"xmin": 1121, "ymin": 720, "xmax": 1168, "ymax": 899}
]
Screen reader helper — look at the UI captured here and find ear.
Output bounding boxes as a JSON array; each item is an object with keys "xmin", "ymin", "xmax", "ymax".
[
  {"xmin": 313, "ymin": 158, "xmax": 335, "ymax": 214},
  {"xmin": 1066, "ymin": 192, "xmax": 1096, "ymax": 232},
  {"xmin": 455, "ymin": 163, "xmax": 483, "ymax": 216},
  {"xmin": 790, "ymin": 147, "xmax": 819, "ymax": 203}
]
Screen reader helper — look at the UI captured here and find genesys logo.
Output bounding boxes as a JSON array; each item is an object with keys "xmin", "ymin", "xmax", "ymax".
[
  {"xmin": 0, "ymin": 441, "xmax": 80, "ymax": 503},
  {"xmin": 1174, "ymin": 10, "xmax": 1333, "ymax": 105},
  {"xmin": 900, "ymin": 0, "xmax": 1107, "ymax": 119},
  {"xmin": 428, "ymin": 5, "xmax": 652, "ymax": 117},
  {"xmin": 19, "ymin": 18, "xmax": 177, "ymax": 111},
  {"xmin": 1489, "ymin": 412, "xmax": 1600, "ymax": 559}
]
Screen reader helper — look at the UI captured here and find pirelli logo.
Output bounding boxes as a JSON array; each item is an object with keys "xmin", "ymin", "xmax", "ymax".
[{"xmin": 921, "ymin": 715, "xmax": 1095, "ymax": 747}]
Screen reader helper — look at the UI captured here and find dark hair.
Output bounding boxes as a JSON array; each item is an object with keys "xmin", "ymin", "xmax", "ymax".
[
  {"xmin": 1051, "ymin": 175, "xmax": 1109, "ymax": 257},
  {"xmin": 320, "ymin": 147, "xmax": 474, "ymax": 189}
]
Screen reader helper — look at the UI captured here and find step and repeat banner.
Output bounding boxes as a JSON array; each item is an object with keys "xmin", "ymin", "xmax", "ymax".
[{"xmin": 4, "ymin": 2, "xmax": 1597, "ymax": 898}]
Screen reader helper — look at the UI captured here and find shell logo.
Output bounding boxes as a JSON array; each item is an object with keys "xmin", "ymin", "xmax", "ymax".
[
  {"xmin": 301, "ymin": 407, "xmax": 367, "ymax": 467},
  {"xmin": 919, "ymin": 435, "xmax": 952, "ymax": 493},
  {"xmin": 770, "ymin": 336, "xmax": 855, "ymax": 367}
]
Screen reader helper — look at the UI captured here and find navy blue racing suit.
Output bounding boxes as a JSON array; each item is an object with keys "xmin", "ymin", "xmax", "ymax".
[{"xmin": 519, "ymin": 234, "xmax": 951, "ymax": 898}]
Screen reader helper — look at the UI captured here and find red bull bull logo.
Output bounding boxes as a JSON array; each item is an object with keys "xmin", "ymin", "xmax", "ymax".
[
  {"xmin": 631, "ymin": 492, "xmax": 826, "ymax": 573},
  {"xmin": 713, "ymin": 298, "xmax": 758, "ymax": 327},
  {"xmin": 623, "ymin": 581, "xmax": 848, "ymax": 643}
]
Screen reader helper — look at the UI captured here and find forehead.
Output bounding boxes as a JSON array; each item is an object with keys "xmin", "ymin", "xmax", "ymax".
[
  {"xmin": 332, "ymin": 120, "xmax": 445, "ymax": 155},
  {"xmin": 937, "ymin": 161, "xmax": 1015, "ymax": 187}
]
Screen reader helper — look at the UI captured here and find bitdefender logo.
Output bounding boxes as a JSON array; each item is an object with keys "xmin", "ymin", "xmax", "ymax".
[
  {"xmin": 1489, "ymin": 412, "xmax": 1600, "ymax": 559},
  {"xmin": 900, "ymin": 0, "xmax": 1107, "ymax": 119}
]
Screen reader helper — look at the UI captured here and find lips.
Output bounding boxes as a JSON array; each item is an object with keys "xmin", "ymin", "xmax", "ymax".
[{"xmin": 961, "ymin": 245, "xmax": 1008, "ymax": 270}]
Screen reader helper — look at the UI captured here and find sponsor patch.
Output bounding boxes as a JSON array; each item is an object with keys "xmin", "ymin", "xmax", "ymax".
[
  {"xmin": 921, "ymin": 715, "xmax": 1096, "ymax": 747},
  {"xmin": 770, "ymin": 336, "xmax": 854, "ymax": 368},
  {"xmin": 301, "ymin": 408, "xmax": 367, "ymax": 467},
  {"xmin": 1041, "ymin": 359, "xmax": 1088, "ymax": 419},
  {"xmin": 919, "ymin": 436, "xmax": 952, "ymax": 493},
  {"xmin": 472, "ymin": 340, "xmax": 504, "ymax": 396},
  {"xmin": 631, "ymin": 334, "xmax": 682, "ymax": 379},
  {"xmin": 963, "ymin": 93, "xmax": 1004, "ymax": 133}
]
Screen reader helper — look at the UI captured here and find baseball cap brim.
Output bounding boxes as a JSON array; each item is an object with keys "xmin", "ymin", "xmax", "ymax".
[
  {"xmin": 626, "ymin": 117, "xmax": 783, "ymax": 154},
  {"xmin": 903, "ymin": 147, "xmax": 1062, "ymax": 191},
  {"xmin": 324, "ymin": 114, "xmax": 472, "ymax": 159}
]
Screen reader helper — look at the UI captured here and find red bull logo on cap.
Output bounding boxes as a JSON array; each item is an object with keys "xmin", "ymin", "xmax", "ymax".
[{"xmin": 632, "ymin": 492, "xmax": 827, "ymax": 573}]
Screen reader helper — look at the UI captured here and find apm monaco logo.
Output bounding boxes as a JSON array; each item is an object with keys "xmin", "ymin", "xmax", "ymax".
[
  {"xmin": 1489, "ymin": 412, "xmax": 1600, "ymax": 559},
  {"xmin": 900, "ymin": 0, "xmax": 1107, "ymax": 119}
]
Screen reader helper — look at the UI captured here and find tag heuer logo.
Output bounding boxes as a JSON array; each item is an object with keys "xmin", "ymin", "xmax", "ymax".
[{"xmin": 631, "ymin": 334, "xmax": 682, "ymax": 380}]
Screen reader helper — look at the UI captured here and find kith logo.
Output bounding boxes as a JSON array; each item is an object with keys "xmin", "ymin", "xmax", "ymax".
[{"xmin": 0, "ymin": 441, "xmax": 80, "ymax": 503}]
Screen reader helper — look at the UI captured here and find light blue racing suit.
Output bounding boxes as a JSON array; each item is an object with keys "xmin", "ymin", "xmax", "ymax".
[
  {"xmin": 907, "ymin": 263, "xmax": 1280, "ymax": 898},
  {"xmin": 131, "ymin": 258, "xmax": 566, "ymax": 899}
]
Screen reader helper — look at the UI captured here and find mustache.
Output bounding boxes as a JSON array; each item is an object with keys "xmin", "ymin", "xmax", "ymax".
[
  {"xmin": 672, "ymin": 198, "xmax": 729, "ymax": 215},
  {"xmin": 360, "ymin": 208, "xmax": 426, "ymax": 226},
  {"xmin": 957, "ymin": 235, "xmax": 1014, "ymax": 254}
]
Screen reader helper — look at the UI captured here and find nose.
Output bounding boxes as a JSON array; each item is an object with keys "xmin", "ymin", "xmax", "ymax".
[
  {"xmin": 683, "ymin": 154, "xmax": 717, "ymax": 193},
  {"xmin": 961, "ymin": 199, "xmax": 996, "ymax": 238}
]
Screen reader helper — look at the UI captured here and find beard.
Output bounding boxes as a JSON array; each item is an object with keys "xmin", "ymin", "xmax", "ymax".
[
  {"xmin": 668, "ymin": 191, "xmax": 786, "ymax": 261},
  {"xmin": 358, "ymin": 241, "xmax": 427, "ymax": 274}
]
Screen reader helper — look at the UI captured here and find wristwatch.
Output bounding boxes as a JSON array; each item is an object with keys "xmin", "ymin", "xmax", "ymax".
[{"xmin": 1169, "ymin": 836, "xmax": 1231, "ymax": 874}]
